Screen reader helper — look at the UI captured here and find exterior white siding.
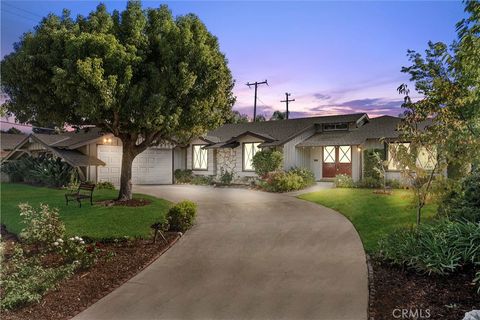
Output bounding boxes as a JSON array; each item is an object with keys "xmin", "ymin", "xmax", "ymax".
[
  {"xmin": 173, "ymin": 147, "xmax": 186, "ymax": 171},
  {"xmin": 309, "ymin": 147, "xmax": 322, "ymax": 180},
  {"xmin": 351, "ymin": 146, "xmax": 361, "ymax": 181},
  {"xmin": 283, "ymin": 127, "xmax": 316, "ymax": 169}
]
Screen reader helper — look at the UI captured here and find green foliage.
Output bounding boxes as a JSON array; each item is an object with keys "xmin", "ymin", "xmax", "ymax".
[
  {"xmin": 0, "ymin": 245, "xmax": 76, "ymax": 310},
  {"xmin": 363, "ymin": 149, "xmax": 384, "ymax": 181},
  {"xmin": 166, "ymin": 200, "xmax": 197, "ymax": 232},
  {"xmin": 1, "ymin": 155, "xmax": 75, "ymax": 187},
  {"xmin": 18, "ymin": 203, "xmax": 65, "ymax": 250},
  {"xmin": 226, "ymin": 110, "xmax": 249, "ymax": 124},
  {"xmin": 438, "ymin": 170, "xmax": 480, "ymax": 222},
  {"xmin": 0, "ymin": 1, "xmax": 235, "ymax": 200},
  {"xmin": 356, "ymin": 177, "xmax": 381, "ymax": 188},
  {"xmin": 96, "ymin": 181, "xmax": 115, "ymax": 190},
  {"xmin": 191, "ymin": 175, "xmax": 214, "ymax": 185},
  {"xmin": 378, "ymin": 220, "xmax": 480, "ymax": 283},
  {"xmin": 262, "ymin": 171, "xmax": 303, "ymax": 192},
  {"xmin": 334, "ymin": 174, "xmax": 354, "ymax": 188},
  {"xmin": 251, "ymin": 150, "xmax": 283, "ymax": 177},
  {"xmin": 219, "ymin": 168, "xmax": 234, "ymax": 185},
  {"xmin": 174, "ymin": 169, "xmax": 193, "ymax": 183},
  {"xmin": 55, "ymin": 236, "xmax": 96, "ymax": 269},
  {"xmin": 288, "ymin": 167, "xmax": 315, "ymax": 187},
  {"xmin": 385, "ymin": 179, "xmax": 401, "ymax": 189}
]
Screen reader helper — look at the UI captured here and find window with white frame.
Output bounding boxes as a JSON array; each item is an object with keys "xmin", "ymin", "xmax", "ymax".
[
  {"xmin": 338, "ymin": 146, "xmax": 351, "ymax": 163},
  {"xmin": 416, "ymin": 146, "xmax": 437, "ymax": 170},
  {"xmin": 387, "ymin": 143, "xmax": 411, "ymax": 170},
  {"xmin": 243, "ymin": 142, "xmax": 261, "ymax": 171},
  {"xmin": 192, "ymin": 145, "xmax": 208, "ymax": 170},
  {"xmin": 323, "ymin": 146, "xmax": 335, "ymax": 163}
]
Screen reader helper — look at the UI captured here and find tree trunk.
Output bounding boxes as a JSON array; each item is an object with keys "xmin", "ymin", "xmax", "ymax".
[
  {"xmin": 416, "ymin": 206, "xmax": 421, "ymax": 225},
  {"xmin": 118, "ymin": 142, "xmax": 137, "ymax": 201}
]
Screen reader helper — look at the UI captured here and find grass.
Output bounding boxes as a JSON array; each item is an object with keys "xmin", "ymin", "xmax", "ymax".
[
  {"xmin": 1, "ymin": 183, "xmax": 171, "ymax": 240},
  {"xmin": 298, "ymin": 188, "xmax": 437, "ymax": 253}
]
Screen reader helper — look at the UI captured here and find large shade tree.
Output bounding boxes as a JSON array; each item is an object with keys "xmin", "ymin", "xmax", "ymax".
[
  {"xmin": 398, "ymin": 1, "xmax": 480, "ymax": 175},
  {"xmin": 1, "ymin": 1, "xmax": 235, "ymax": 200}
]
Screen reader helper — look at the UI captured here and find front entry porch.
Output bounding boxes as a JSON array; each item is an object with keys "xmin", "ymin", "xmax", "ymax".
[{"xmin": 300, "ymin": 145, "xmax": 362, "ymax": 182}]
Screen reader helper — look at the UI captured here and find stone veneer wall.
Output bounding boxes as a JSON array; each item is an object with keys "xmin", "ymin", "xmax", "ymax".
[{"xmin": 216, "ymin": 148, "xmax": 237, "ymax": 178}]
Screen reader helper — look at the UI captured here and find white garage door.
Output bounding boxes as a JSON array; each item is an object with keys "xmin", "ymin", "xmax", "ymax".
[{"xmin": 97, "ymin": 145, "xmax": 172, "ymax": 185}]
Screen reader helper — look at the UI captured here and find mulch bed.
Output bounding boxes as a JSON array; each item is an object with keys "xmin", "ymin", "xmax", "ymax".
[
  {"xmin": 2, "ymin": 234, "xmax": 181, "ymax": 320},
  {"xmin": 369, "ymin": 258, "xmax": 479, "ymax": 320},
  {"xmin": 96, "ymin": 198, "xmax": 152, "ymax": 207}
]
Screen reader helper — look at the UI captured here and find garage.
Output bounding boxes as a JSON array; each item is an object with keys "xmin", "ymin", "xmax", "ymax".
[{"xmin": 97, "ymin": 145, "xmax": 173, "ymax": 185}]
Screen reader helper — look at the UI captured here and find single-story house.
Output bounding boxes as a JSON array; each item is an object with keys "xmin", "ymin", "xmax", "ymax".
[{"xmin": 2, "ymin": 112, "xmax": 433, "ymax": 185}]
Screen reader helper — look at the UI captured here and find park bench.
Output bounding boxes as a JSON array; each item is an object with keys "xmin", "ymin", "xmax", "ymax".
[{"xmin": 65, "ymin": 183, "xmax": 95, "ymax": 208}]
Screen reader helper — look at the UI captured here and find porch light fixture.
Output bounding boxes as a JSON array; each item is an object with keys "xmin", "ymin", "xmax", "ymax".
[
  {"xmin": 357, "ymin": 147, "xmax": 362, "ymax": 152},
  {"xmin": 103, "ymin": 137, "xmax": 112, "ymax": 144}
]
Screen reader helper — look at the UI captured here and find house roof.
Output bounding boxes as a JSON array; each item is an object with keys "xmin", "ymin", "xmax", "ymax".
[
  {"xmin": 53, "ymin": 148, "xmax": 105, "ymax": 167},
  {"xmin": 297, "ymin": 116, "xmax": 403, "ymax": 147},
  {"xmin": 0, "ymin": 133, "xmax": 28, "ymax": 150},
  {"xmin": 34, "ymin": 127, "xmax": 107, "ymax": 149},
  {"xmin": 206, "ymin": 113, "xmax": 367, "ymax": 147}
]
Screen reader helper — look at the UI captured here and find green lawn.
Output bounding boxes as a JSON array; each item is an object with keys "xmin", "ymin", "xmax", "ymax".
[
  {"xmin": 1, "ymin": 183, "xmax": 171, "ymax": 240},
  {"xmin": 298, "ymin": 188, "xmax": 437, "ymax": 252}
]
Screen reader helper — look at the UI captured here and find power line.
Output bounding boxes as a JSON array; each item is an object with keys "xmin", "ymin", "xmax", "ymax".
[
  {"xmin": 280, "ymin": 92, "xmax": 295, "ymax": 119},
  {"xmin": 246, "ymin": 80, "xmax": 268, "ymax": 122},
  {"xmin": 3, "ymin": 2, "xmax": 44, "ymax": 19},
  {"xmin": 0, "ymin": 7, "xmax": 39, "ymax": 23}
]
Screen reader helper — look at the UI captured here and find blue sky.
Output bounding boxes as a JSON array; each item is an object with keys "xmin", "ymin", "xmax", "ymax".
[{"xmin": 1, "ymin": 1, "xmax": 466, "ymax": 118}]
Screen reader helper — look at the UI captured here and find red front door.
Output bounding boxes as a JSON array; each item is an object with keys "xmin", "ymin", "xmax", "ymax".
[{"xmin": 322, "ymin": 146, "xmax": 352, "ymax": 178}]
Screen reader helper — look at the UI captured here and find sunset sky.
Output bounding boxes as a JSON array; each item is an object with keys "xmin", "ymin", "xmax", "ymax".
[{"xmin": 1, "ymin": 1, "xmax": 466, "ymax": 119}]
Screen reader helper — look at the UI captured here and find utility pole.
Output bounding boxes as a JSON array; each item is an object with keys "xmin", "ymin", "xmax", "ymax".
[
  {"xmin": 246, "ymin": 80, "xmax": 268, "ymax": 121},
  {"xmin": 280, "ymin": 92, "xmax": 295, "ymax": 119}
]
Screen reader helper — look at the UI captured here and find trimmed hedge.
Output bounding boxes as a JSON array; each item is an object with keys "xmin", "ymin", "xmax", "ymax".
[{"xmin": 166, "ymin": 201, "xmax": 197, "ymax": 232}]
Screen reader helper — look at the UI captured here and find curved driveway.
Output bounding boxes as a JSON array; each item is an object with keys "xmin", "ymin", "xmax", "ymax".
[{"xmin": 74, "ymin": 185, "xmax": 367, "ymax": 320}]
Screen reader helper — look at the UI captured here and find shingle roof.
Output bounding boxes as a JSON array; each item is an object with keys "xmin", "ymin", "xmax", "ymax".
[
  {"xmin": 53, "ymin": 148, "xmax": 105, "ymax": 167},
  {"xmin": 297, "ymin": 116, "xmax": 416, "ymax": 147},
  {"xmin": 34, "ymin": 127, "xmax": 106, "ymax": 149},
  {"xmin": 207, "ymin": 113, "xmax": 367, "ymax": 146},
  {"xmin": 0, "ymin": 133, "xmax": 28, "ymax": 150}
]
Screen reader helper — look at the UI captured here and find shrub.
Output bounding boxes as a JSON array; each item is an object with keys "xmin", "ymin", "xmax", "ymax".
[
  {"xmin": 385, "ymin": 179, "xmax": 401, "ymax": 189},
  {"xmin": 18, "ymin": 203, "xmax": 65, "ymax": 250},
  {"xmin": 334, "ymin": 174, "xmax": 354, "ymax": 188},
  {"xmin": 1, "ymin": 155, "xmax": 75, "ymax": 187},
  {"xmin": 0, "ymin": 245, "xmax": 76, "ymax": 310},
  {"xmin": 378, "ymin": 219, "xmax": 480, "ymax": 277},
  {"xmin": 55, "ymin": 236, "xmax": 96, "ymax": 269},
  {"xmin": 262, "ymin": 171, "xmax": 303, "ymax": 192},
  {"xmin": 288, "ymin": 167, "xmax": 315, "ymax": 187},
  {"xmin": 438, "ymin": 170, "xmax": 480, "ymax": 222},
  {"xmin": 96, "ymin": 181, "xmax": 115, "ymax": 190},
  {"xmin": 357, "ymin": 177, "xmax": 381, "ymax": 188},
  {"xmin": 219, "ymin": 168, "xmax": 234, "ymax": 185},
  {"xmin": 166, "ymin": 201, "xmax": 197, "ymax": 232},
  {"xmin": 174, "ymin": 169, "xmax": 193, "ymax": 183},
  {"xmin": 252, "ymin": 150, "xmax": 283, "ymax": 177},
  {"xmin": 191, "ymin": 175, "xmax": 213, "ymax": 185},
  {"xmin": 363, "ymin": 148, "xmax": 385, "ymax": 180}
]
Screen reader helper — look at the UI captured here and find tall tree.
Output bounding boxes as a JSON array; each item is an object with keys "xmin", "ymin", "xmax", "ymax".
[
  {"xmin": 398, "ymin": 1, "xmax": 480, "ymax": 175},
  {"xmin": 226, "ymin": 110, "xmax": 249, "ymax": 124},
  {"xmin": 270, "ymin": 110, "xmax": 286, "ymax": 121},
  {"xmin": 1, "ymin": 2, "xmax": 235, "ymax": 200}
]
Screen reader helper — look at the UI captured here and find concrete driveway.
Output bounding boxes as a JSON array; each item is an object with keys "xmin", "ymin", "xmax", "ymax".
[{"xmin": 74, "ymin": 185, "xmax": 368, "ymax": 320}]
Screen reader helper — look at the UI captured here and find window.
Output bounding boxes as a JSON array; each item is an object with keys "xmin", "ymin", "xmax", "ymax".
[
  {"xmin": 416, "ymin": 146, "xmax": 437, "ymax": 170},
  {"xmin": 387, "ymin": 143, "xmax": 410, "ymax": 170},
  {"xmin": 323, "ymin": 123, "xmax": 348, "ymax": 131},
  {"xmin": 243, "ymin": 142, "xmax": 261, "ymax": 171},
  {"xmin": 323, "ymin": 146, "xmax": 335, "ymax": 163},
  {"xmin": 192, "ymin": 145, "xmax": 208, "ymax": 170},
  {"xmin": 338, "ymin": 146, "xmax": 351, "ymax": 163}
]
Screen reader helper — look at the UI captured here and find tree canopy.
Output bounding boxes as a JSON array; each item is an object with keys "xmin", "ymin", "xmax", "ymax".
[
  {"xmin": 398, "ymin": 1, "xmax": 480, "ymax": 173},
  {"xmin": 1, "ymin": 1, "xmax": 235, "ymax": 199}
]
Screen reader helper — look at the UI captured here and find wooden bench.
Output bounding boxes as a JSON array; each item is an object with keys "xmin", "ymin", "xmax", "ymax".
[{"xmin": 65, "ymin": 183, "xmax": 95, "ymax": 208}]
